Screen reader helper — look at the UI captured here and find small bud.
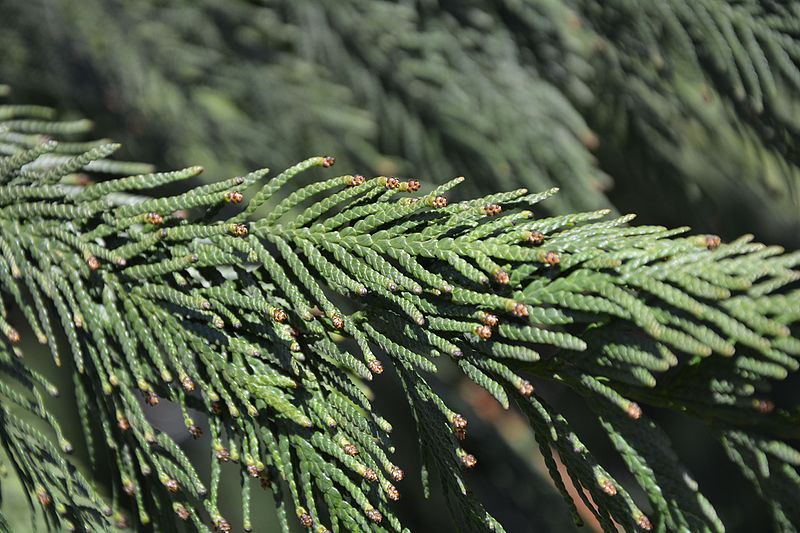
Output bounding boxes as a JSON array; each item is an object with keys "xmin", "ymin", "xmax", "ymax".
[
  {"xmin": 475, "ymin": 324, "xmax": 493, "ymax": 340},
  {"xmin": 331, "ymin": 314, "xmax": 344, "ymax": 329},
  {"xmin": 343, "ymin": 443, "xmax": 358, "ymax": 456},
  {"xmin": 189, "ymin": 425, "xmax": 203, "ymax": 439},
  {"xmin": 216, "ymin": 447, "xmax": 231, "ymax": 462},
  {"xmin": 87, "ymin": 256, "xmax": 101, "ymax": 270},
  {"xmin": 637, "ymin": 514, "xmax": 652, "ymax": 531},
  {"xmin": 455, "ymin": 428, "xmax": 467, "ymax": 440},
  {"xmin": 461, "ymin": 454, "xmax": 477, "ymax": 469},
  {"xmin": 6, "ymin": 328, "xmax": 20, "ymax": 344},
  {"xmin": 406, "ymin": 179, "xmax": 421, "ymax": 191},
  {"xmin": 511, "ymin": 303, "xmax": 529, "ymax": 317},
  {"xmin": 211, "ymin": 401, "xmax": 224, "ymax": 415},
  {"xmin": 390, "ymin": 466, "xmax": 404, "ymax": 482},
  {"xmin": 144, "ymin": 212, "xmax": 163, "ymax": 225},
  {"xmin": 322, "ymin": 156, "xmax": 336, "ymax": 168},
  {"xmin": 181, "ymin": 376, "xmax": 195, "ymax": 392},
  {"xmin": 601, "ymin": 479, "xmax": 617, "ymax": 496},
  {"xmin": 526, "ymin": 230, "xmax": 545, "ymax": 246},
  {"xmin": 755, "ymin": 398, "xmax": 775, "ymax": 413},
  {"xmin": 363, "ymin": 468, "xmax": 377, "ymax": 482},
  {"xmin": 385, "ymin": 176, "xmax": 400, "ymax": 189},
  {"xmin": 543, "ymin": 251, "xmax": 560, "ymax": 266},
  {"xmin": 365, "ymin": 508, "xmax": 382, "ymax": 524},
  {"xmin": 123, "ymin": 480, "xmax": 136, "ymax": 496},
  {"xmin": 518, "ymin": 380, "xmax": 534, "ymax": 397},
  {"xmin": 704, "ymin": 234, "xmax": 721, "ymax": 250},
  {"xmin": 37, "ymin": 489, "xmax": 51, "ymax": 507},
  {"xmin": 247, "ymin": 464, "xmax": 260, "ymax": 477},
  {"xmin": 348, "ymin": 174, "xmax": 366, "ymax": 187},
  {"xmin": 299, "ymin": 513, "xmax": 313, "ymax": 528},
  {"xmin": 144, "ymin": 391, "xmax": 159, "ymax": 406},
  {"xmin": 431, "ymin": 195, "xmax": 448, "ymax": 209},
  {"xmin": 175, "ymin": 504, "xmax": 190, "ymax": 521},
  {"xmin": 271, "ymin": 308, "xmax": 288, "ymax": 322},
  {"xmin": 229, "ymin": 223, "xmax": 249, "ymax": 237},
  {"xmin": 224, "ymin": 191, "xmax": 244, "ymax": 203},
  {"xmin": 482, "ymin": 203, "xmax": 502, "ymax": 216},
  {"xmin": 482, "ymin": 313, "xmax": 498, "ymax": 327},
  {"xmin": 117, "ymin": 416, "xmax": 130, "ymax": 431},
  {"xmin": 368, "ymin": 360, "xmax": 384, "ymax": 375},
  {"xmin": 259, "ymin": 472, "xmax": 271, "ymax": 489},
  {"xmin": 452, "ymin": 414, "xmax": 468, "ymax": 430},
  {"xmin": 626, "ymin": 402, "xmax": 642, "ymax": 420},
  {"xmin": 493, "ymin": 269, "xmax": 510, "ymax": 285},
  {"xmin": 214, "ymin": 517, "xmax": 232, "ymax": 532},
  {"xmin": 115, "ymin": 515, "xmax": 128, "ymax": 529},
  {"xmin": 164, "ymin": 478, "xmax": 179, "ymax": 493},
  {"xmin": 386, "ymin": 484, "xmax": 401, "ymax": 501}
]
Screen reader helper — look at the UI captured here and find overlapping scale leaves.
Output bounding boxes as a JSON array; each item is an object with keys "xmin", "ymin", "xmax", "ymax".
[{"xmin": 1, "ymin": 98, "xmax": 799, "ymax": 532}]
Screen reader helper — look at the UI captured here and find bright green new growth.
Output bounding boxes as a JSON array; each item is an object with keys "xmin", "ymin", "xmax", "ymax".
[{"xmin": 0, "ymin": 95, "xmax": 799, "ymax": 532}]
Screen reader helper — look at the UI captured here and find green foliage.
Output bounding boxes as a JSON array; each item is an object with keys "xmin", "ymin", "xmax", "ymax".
[
  {"xmin": 3, "ymin": 0, "xmax": 799, "ymax": 247},
  {"xmin": 0, "ymin": 95, "xmax": 799, "ymax": 532}
]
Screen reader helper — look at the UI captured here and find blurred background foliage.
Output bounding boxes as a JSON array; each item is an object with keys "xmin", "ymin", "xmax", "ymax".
[{"xmin": 1, "ymin": 0, "xmax": 799, "ymax": 531}]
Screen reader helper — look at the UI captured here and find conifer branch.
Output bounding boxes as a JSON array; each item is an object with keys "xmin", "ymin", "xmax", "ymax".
[{"xmin": 0, "ymin": 99, "xmax": 799, "ymax": 532}]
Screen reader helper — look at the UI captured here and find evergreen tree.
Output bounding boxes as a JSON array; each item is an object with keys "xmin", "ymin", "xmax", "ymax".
[{"xmin": 0, "ymin": 1, "xmax": 799, "ymax": 532}]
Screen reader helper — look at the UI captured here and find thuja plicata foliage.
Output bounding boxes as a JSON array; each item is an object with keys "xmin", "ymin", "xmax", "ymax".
[{"xmin": 1, "ymin": 90, "xmax": 800, "ymax": 532}]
